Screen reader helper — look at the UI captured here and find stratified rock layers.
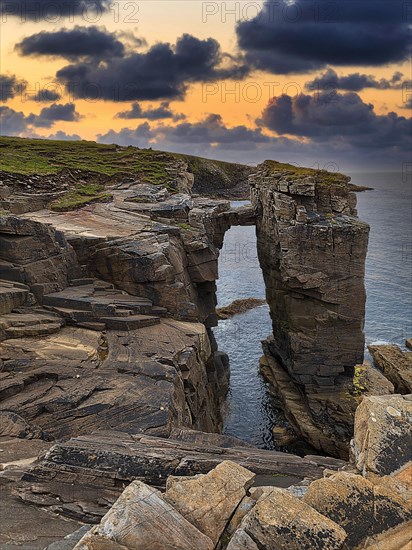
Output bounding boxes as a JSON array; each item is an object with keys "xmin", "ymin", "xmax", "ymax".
[{"xmin": 251, "ymin": 162, "xmax": 370, "ymax": 455}]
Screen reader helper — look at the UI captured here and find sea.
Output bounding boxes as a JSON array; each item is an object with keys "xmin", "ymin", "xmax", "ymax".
[{"xmin": 213, "ymin": 172, "xmax": 412, "ymax": 449}]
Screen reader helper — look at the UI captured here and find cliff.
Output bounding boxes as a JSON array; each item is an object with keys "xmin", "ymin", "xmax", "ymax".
[{"xmin": 250, "ymin": 161, "xmax": 370, "ymax": 457}]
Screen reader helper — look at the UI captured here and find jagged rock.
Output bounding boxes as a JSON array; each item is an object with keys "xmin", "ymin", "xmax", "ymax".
[
  {"xmin": 236, "ymin": 487, "xmax": 347, "ymax": 549},
  {"xmin": 406, "ymin": 338, "xmax": 412, "ymax": 350},
  {"xmin": 368, "ymin": 344, "xmax": 412, "ymax": 394},
  {"xmin": 226, "ymin": 529, "xmax": 259, "ymax": 549},
  {"xmin": 304, "ymin": 471, "xmax": 412, "ymax": 548},
  {"xmin": 352, "ymin": 361, "xmax": 395, "ymax": 396},
  {"xmin": 251, "ymin": 161, "xmax": 369, "ymax": 456},
  {"xmin": 73, "ymin": 480, "xmax": 214, "ymax": 550},
  {"xmin": 222, "ymin": 495, "xmax": 256, "ymax": 540},
  {"xmin": 351, "ymin": 394, "xmax": 412, "ymax": 476},
  {"xmin": 0, "ymin": 216, "xmax": 81, "ymax": 300},
  {"xmin": 165, "ymin": 460, "xmax": 255, "ymax": 545},
  {"xmin": 260, "ymin": 352, "xmax": 352, "ymax": 457}
]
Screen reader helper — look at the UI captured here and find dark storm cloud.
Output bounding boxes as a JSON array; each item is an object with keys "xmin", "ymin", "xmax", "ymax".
[
  {"xmin": 305, "ymin": 69, "xmax": 406, "ymax": 92},
  {"xmin": 98, "ymin": 114, "xmax": 274, "ymax": 153},
  {"xmin": 0, "ymin": 0, "xmax": 110, "ymax": 20},
  {"xmin": 47, "ymin": 130, "xmax": 81, "ymax": 140},
  {"xmin": 27, "ymin": 102, "xmax": 81, "ymax": 127},
  {"xmin": 0, "ymin": 104, "xmax": 81, "ymax": 135},
  {"xmin": 236, "ymin": 0, "xmax": 411, "ymax": 74},
  {"xmin": 56, "ymin": 34, "xmax": 248, "ymax": 101},
  {"xmin": 32, "ymin": 89, "xmax": 62, "ymax": 102},
  {"xmin": 0, "ymin": 106, "xmax": 29, "ymax": 134},
  {"xmin": 16, "ymin": 26, "xmax": 125, "ymax": 60},
  {"xmin": 260, "ymin": 92, "xmax": 412, "ymax": 153},
  {"xmin": 115, "ymin": 102, "xmax": 185, "ymax": 121},
  {"xmin": 0, "ymin": 74, "xmax": 26, "ymax": 101}
]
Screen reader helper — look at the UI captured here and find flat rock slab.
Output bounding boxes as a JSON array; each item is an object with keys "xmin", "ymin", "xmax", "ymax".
[
  {"xmin": 17, "ymin": 430, "xmax": 346, "ymax": 521},
  {"xmin": 73, "ymin": 480, "xmax": 214, "ymax": 550},
  {"xmin": 0, "ymin": 485, "xmax": 84, "ymax": 549},
  {"xmin": 165, "ymin": 460, "xmax": 255, "ymax": 544}
]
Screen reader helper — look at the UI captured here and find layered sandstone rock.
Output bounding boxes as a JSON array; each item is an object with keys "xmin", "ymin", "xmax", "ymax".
[{"xmin": 251, "ymin": 161, "xmax": 370, "ymax": 456}]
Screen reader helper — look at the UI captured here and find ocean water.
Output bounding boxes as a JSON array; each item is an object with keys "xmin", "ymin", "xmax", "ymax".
[{"xmin": 214, "ymin": 175, "xmax": 412, "ymax": 448}]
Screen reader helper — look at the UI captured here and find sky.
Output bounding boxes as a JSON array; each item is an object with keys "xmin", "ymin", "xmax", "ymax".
[{"xmin": 1, "ymin": 0, "xmax": 411, "ymax": 171}]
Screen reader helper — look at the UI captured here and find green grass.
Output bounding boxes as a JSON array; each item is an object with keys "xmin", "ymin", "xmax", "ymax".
[
  {"xmin": 50, "ymin": 183, "xmax": 113, "ymax": 211},
  {"xmin": 0, "ymin": 136, "xmax": 171, "ymax": 185},
  {"xmin": 262, "ymin": 160, "xmax": 348, "ymax": 186}
]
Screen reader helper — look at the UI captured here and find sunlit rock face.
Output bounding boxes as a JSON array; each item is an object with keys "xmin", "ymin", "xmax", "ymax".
[{"xmin": 251, "ymin": 161, "xmax": 370, "ymax": 456}]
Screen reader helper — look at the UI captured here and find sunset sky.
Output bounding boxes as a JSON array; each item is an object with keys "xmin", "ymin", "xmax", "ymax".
[{"xmin": 1, "ymin": 0, "xmax": 411, "ymax": 170}]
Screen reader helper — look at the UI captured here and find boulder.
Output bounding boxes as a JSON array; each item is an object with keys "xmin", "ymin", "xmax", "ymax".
[
  {"xmin": 165, "ymin": 460, "xmax": 255, "ymax": 545},
  {"xmin": 237, "ymin": 488, "xmax": 347, "ymax": 549},
  {"xmin": 74, "ymin": 480, "xmax": 214, "ymax": 550},
  {"xmin": 304, "ymin": 471, "xmax": 412, "ymax": 548},
  {"xmin": 351, "ymin": 394, "xmax": 412, "ymax": 476},
  {"xmin": 368, "ymin": 344, "xmax": 412, "ymax": 394}
]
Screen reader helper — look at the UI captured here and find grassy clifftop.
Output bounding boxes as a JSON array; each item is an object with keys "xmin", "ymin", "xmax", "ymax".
[{"xmin": 0, "ymin": 136, "xmax": 251, "ymax": 195}]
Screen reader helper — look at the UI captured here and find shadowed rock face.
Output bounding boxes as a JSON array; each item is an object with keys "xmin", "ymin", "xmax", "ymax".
[{"xmin": 250, "ymin": 161, "xmax": 370, "ymax": 456}]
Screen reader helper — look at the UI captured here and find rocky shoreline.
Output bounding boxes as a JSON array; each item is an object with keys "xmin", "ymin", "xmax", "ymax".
[{"xmin": 0, "ymin": 139, "xmax": 410, "ymax": 548}]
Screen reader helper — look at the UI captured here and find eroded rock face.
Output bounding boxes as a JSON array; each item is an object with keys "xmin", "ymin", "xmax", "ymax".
[
  {"xmin": 351, "ymin": 394, "xmax": 412, "ymax": 476},
  {"xmin": 251, "ymin": 161, "xmax": 370, "ymax": 456}
]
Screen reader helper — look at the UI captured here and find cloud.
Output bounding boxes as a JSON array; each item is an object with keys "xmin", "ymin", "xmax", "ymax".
[
  {"xmin": 260, "ymin": 92, "xmax": 412, "ymax": 155},
  {"xmin": 98, "ymin": 93, "xmax": 412, "ymax": 169},
  {"xmin": 16, "ymin": 26, "xmax": 125, "ymax": 60},
  {"xmin": 47, "ymin": 130, "xmax": 82, "ymax": 141},
  {"xmin": 0, "ymin": 104, "xmax": 82, "ymax": 136},
  {"xmin": 0, "ymin": 106, "xmax": 29, "ymax": 134},
  {"xmin": 0, "ymin": 74, "xmax": 26, "ymax": 101},
  {"xmin": 236, "ymin": 0, "xmax": 411, "ymax": 74},
  {"xmin": 305, "ymin": 68, "xmax": 407, "ymax": 92},
  {"xmin": 115, "ymin": 101, "xmax": 186, "ymax": 121},
  {"xmin": 32, "ymin": 89, "xmax": 62, "ymax": 102},
  {"xmin": 56, "ymin": 33, "xmax": 248, "ymax": 101},
  {"xmin": 27, "ymin": 103, "xmax": 81, "ymax": 128},
  {"xmin": 99, "ymin": 114, "xmax": 272, "ymax": 149},
  {"xmin": 0, "ymin": 0, "xmax": 110, "ymax": 20}
]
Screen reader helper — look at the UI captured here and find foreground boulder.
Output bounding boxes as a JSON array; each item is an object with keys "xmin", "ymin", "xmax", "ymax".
[
  {"xmin": 165, "ymin": 460, "xmax": 255, "ymax": 545},
  {"xmin": 351, "ymin": 394, "xmax": 412, "ymax": 476},
  {"xmin": 304, "ymin": 471, "xmax": 412, "ymax": 548},
  {"xmin": 233, "ymin": 488, "xmax": 347, "ymax": 550},
  {"xmin": 74, "ymin": 480, "xmax": 214, "ymax": 550}
]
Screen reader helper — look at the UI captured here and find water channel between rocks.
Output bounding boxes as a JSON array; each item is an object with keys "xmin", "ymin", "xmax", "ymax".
[{"xmin": 213, "ymin": 200, "xmax": 281, "ymax": 449}]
